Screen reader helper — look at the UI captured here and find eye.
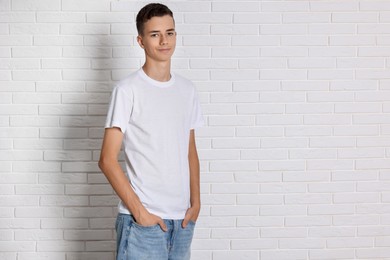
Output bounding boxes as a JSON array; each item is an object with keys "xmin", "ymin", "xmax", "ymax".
[
  {"xmin": 167, "ymin": 32, "xmax": 175, "ymax": 36},
  {"xmin": 150, "ymin": 33, "xmax": 159, "ymax": 38}
]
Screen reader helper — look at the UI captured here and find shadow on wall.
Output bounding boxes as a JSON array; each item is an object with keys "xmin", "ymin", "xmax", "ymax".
[{"xmin": 50, "ymin": 18, "xmax": 141, "ymax": 260}]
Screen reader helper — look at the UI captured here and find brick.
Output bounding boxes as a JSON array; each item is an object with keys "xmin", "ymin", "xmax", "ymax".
[
  {"xmin": 211, "ymin": 183, "xmax": 258, "ymax": 194},
  {"xmin": 10, "ymin": 23, "xmax": 58, "ymax": 35},
  {"xmin": 34, "ymin": 36, "xmax": 83, "ymax": 46},
  {"xmin": 262, "ymin": 1, "xmax": 309, "ymax": 12},
  {"xmin": 0, "ymin": 242, "xmax": 35, "ymax": 252},
  {"xmin": 337, "ymin": 148, "xmax": 384, "ymax": 158},
  {"xmin": 308, "ymin": 205, "xmax": 354, "ymax": 215},
  {"xmin": 12, "ymin": 70, "xmax": 62, "ymax": 81},
  {"xmin": 288, "ymin": 57, "xmax": 335, "ymax": 68},
  {"xmin": 309, "ymin": 249, "xmax": 354, "ymax": 259},
  {"xmin": 64, "ymin": 230, "xmax": 112, "ymax": 240},
  {"xmin": 0, "ymin": 173, "xmax": 36, "ymax": 184},
  {"xmin": 66, "ymin": 252, "xmax": 114, "ymax": 260},
  {"xmin": 307, "ymin": 160, "xmax": 353, "ymax": 170},
  {"xmin": 0, "ymin": 36, "xmax": 32, "ymax": 46},
  {"xmin": 282, "ymin": 81, "xmax": 329, "ymax": 91},
  {"xmin": 283, "ymin": 171, "xmax": 330, "ymax": 182},
  {"xmin": 259, "ymin": 160, "xmax": 305, "ymax": 171},
  {"xmin": 237, "ymin": 104, "xmax": 284, "ymax": 114},
  {"xmin": 42, "ymin": 58, "xmax": 90, "ymax": 69},
  {"xmin": 212, "ymin": 228, "xmax": 258, "ymax": 239},
  {"xmin": 211, "ymin": 24, "xmax": 259, "ymax": 35},
  {"xmin": 304, "ymin": 115, "xmax": 352, "ymax": 125},
  {"xmin": 360, "ymin": 1, "xmax": 390, "ymax": 11},
  {"xmin": 285, "ymin": 194, "xmax": 331, "ymax": 204},
  {"xmin": 309, "ymin": 46, "xmax": 355, "ymax": 57},
  {"xmin": 0, "ymin": 150, "xmax": 42, "ymax": 161},
  {"xmin": 331, "ymin": 36, "xmax": 376, "ymax": 46},
  {"xmin": 280, "ymin": 238, "xmax": 326, "ymax": 249},
  {"xmin": 241, "ymin": 149, "xmax": 287, "ymax": 160},
  {"xmin": 183, "ymin": 36, "xmax": 230, "ymax": 46},
  {"xmin": 210, "ymin": 161, "xmax": 257, "ymax": 172},
  {"xmin": 12, "ymin": 47, "xmax": 61, "ymax": 57},
  {"xmin": 184, "ymin": 13, "xmax": 232, "ymax": 24},
  {"xmin": 39, "ymin": 105, "xmax": 87, "ymax": 116},
  {"xmin": 37, "ymin": 12, "xmax": 85, "ymax": 22},
  {"xmin": 201, "ymin": 104, "xmax": 236, "ymax": 115},
  {"xmin": 327, "ymin": 237, "xmax": 373, "ymax": 248},
  {"xmin": 40, "ymin": 195, "xmax": 88, "ymax": 206},
  {"xmin": 282, "ymin": 35, "xmax": 328, "ymax": 46},
  {"xmin": 285, "ymin": 216, "xmax": 331, "ymax": 227},
  {"xmin": 334, "ymin": 215, "xmax": 379, "ymax": 226},
  {"xmin": 262, "ymin": 227, "xmax": 307, "ymax": 238},
  {"xmin": 237, "ymin": 194, "xmax": 282, "ymax": 205},
  {"xmin": 261, "ymin": 69, "xmax": 307, "ymax": 80},
  {"xmin": 261, "ymin": 250, "xmax": 307, "ymax": 260},
  {"xmin": 262, "ymin": 24, "xmax": 307, "ymax": 35},
  {"xmin": 212, "ymin": 2, "xmax": 259, "ymax": 12},
  {"xmin": 37, "ymin": 241, "xmax": 84, "ymax": 252},
  {"xmin": 256, "ymin": 115, "xmax": 303, "ymax": 125},
  {"xmin": 212, "ymin": 138, "xmax": 259, "ymax": 148},
  {"xmin": 62, "ymin": 0, "xmax": 110, "ymax": 11},
  {"xmin": 61, "ymin": 24, "xmax": 110, "ymax": 35},
  {"xmin": 237, "ymin": 216, "xmax": 283, "ymax": 227},
  {"xmin": 15, "ymin": 230, "xmax": 63, "ymax": 241},
  {"xmin": 231, "ymin": 239, "xmax": 277, "ymax": 250},
  {"xmin": 309, "ymin": 24, "xmax": 356, "ymax": 34},
  {"xmin": 62, "ymin": 93, "xmax": 110, "ymax": 104},
  {"xmin": 213, "ymin": 251, "xmax": 258, "ymax": 260},
  {"xmin": 0, "ymin": 253, "xmax": 15, "ymax": 260},
  {"xmin": 18, "ymin": 253, "xmax": 65, "ymax": 260},
  {"xmin": 309, "ymin": 227, "xmax": 356, "ymax": 237},
  {"xmin": 331, "ymin": 170, "xmax": 377, "ymax": 181},
  {"xmin": 211, "ymin": 206, "xmax": 258, "ymax": 216},
  {"xmin": 36, "ymin": 82, "xmax": 85, "ymax": 92},
  {"xmin": 239, "ymin": 57, "xmax": 285, "ymax": 69},
  {"xmin": 236, "ymin": 127, "xmax": 283, "ymax": 137},
  {"xmin": 15, "ymin": 207, "xmax": 63, "ymax": 218},
  {"xmin": 310, "ymin": 1, "xmax": 358, "ymax": 11},
  {"xmin": 41, "ymin": 218, "xmax": 88, "ymax": 229},
  {"xmin": 12, "ymin": 0, "xmax": 60, "ymax": 11},
  {"xmin": 235, "ymin": 172, "xmax": 282, "ymax": 183},
  {"xmin": 283, "ymin": 13, "xmax": 330, "ymax": 23},
  {"xmin": 261, "ymin": 183, "xmax": 306, "ymax": 194},
  {"xmin": 285, "ymin": 126, "xmax": 333, "ymax": 136},
  {"xmin": 0, "ymin": 219, "xmax": 39, "ymax": 228}
]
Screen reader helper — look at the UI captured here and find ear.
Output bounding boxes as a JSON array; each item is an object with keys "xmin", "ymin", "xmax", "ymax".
[{"xmin": 137, "ymin": 35, "xmax": 144, "ymax": 49}]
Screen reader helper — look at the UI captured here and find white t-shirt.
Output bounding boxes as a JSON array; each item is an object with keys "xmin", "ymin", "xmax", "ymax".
[{"xmin": 105, "ymin": 68, "xmax": 204, "ymax": 219}]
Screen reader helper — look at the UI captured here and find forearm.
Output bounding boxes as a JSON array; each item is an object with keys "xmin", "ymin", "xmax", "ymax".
[
  {"xmin": 188, "ymin": 129, "xmax": 201, "ymax": 211},
  {"xmin": 188, "ymin": 149, "xmax": 201, "ymax": 209},
  {"xmin": 99, "ymin": 159, "xmax": 146, "ymax": 219}
]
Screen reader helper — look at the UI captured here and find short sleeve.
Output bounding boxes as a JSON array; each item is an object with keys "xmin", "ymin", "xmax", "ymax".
[
  {"xmin": 105, "ymin": 85, "xmax": 133, "ymax": 133},
  {"xmin": 190, "ymin": 89, "xmax": 204, "ymax": 130}
]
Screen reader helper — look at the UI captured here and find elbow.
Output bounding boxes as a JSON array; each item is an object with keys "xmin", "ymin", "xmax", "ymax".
[{"xmin": 98, "ymin": 156, "xmax": 110, "ymax": 173}]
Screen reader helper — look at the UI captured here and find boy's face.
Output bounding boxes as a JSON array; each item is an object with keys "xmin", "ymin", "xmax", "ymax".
[{"xmin": 137, "ymin": 15, "xmax": 176, "ymax": 63}]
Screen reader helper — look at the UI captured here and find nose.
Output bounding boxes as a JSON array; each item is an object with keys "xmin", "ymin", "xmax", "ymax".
[{"xmin": 160, "ymin": 34, "xmax": 167, "ymax": 45}]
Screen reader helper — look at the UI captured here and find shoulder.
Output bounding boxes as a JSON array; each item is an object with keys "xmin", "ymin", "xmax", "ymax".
[
  {"xmin": 112, "ymin": 70, "xmax": 140, "ymax": 97},
  {"xmin": 173, "ymin": 72, "xmax": 196, "ymax": 92}
]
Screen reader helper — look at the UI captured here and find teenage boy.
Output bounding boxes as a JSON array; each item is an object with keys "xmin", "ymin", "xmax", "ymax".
[{"xmin": 98, "ymin": 3, "xmax": 204, "ymax": 260}]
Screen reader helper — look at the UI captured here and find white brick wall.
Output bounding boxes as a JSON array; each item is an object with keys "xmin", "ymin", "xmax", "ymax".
[{"xmin": 2, "ymin": 0, "xmax": 390, "ymax": 259}]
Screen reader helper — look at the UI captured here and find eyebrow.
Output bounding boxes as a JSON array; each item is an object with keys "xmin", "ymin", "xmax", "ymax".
[{"xmin": 147, "ymin": 28, "xmax": 175, "ymax": 34}]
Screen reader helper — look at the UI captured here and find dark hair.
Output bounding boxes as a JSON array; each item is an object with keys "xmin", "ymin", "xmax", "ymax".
[{"xmin": 136, "ymin": 3, "xmax": 174, "ymax": 35}]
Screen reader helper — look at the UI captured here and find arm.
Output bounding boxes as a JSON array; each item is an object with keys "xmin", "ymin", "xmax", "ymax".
[
  {"xmin": 98, "ymin": 127, "xmax": 167, "ymax": 230},
  {"xmin": 182, "ymin": 129, "xmax": 201, "ymax": 227}
]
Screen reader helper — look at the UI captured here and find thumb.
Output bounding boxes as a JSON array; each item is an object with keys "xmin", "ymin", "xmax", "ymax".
[
  {"xmin": 182, "ymin": 216, "xmax": 190, "ymax": 229},
  {"xmin": 158, "ymin": 218, "xmax": 167, "ymax": 232}
]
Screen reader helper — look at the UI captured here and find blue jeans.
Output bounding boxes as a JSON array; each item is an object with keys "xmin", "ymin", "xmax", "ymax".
[{"xmin": 115, "ymin": 213, "xmax": 196, "ymax": 260}]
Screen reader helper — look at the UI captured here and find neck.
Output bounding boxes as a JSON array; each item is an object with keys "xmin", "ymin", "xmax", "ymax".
[{"xmin": 142, "ymin": 60, "xmax": 171, "ymax": 82}]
